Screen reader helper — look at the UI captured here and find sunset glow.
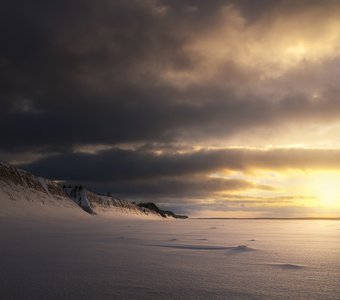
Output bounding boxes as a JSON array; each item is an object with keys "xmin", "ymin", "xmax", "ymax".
[
  {"xmin": 311, "ymin": 174, "xmax": 340, "ymax": 208},
  {"xmin": 2, "ymin": 1, "xmax": 340, "ymax": 218}
]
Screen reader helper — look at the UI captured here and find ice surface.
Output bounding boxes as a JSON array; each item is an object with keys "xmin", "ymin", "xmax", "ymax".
[{"xmin": 1, "ymin": 211, "xmax": 340, "ymax": 300}]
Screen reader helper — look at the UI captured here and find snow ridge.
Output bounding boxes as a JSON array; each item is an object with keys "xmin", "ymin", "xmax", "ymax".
[
  {"xmin": 0, "ymin": 161, "xmax": 179, "ymax": 218},
  {"xmin": 0, "ymin": 162, "xmax": 80, "ymax": 217},
  {"xmin": 63, "ymin": 185, "xmax": 161, "ymax": 217}
]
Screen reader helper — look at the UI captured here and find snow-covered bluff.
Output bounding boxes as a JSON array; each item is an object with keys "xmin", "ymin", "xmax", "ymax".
[
  {"xmin": 0, "ymin": 162, "xmax": 186, "ymax": 218},
  {"xmin": 63, "ymin": 185, "xmax": 187, "ymax": 218},
  {"xmin": 63, "ymin": 186, "xmax": 161, "ymax": 217},
  {"xmin": 0, "ymin": 161, "xmax": 80, "ymax": 217}
]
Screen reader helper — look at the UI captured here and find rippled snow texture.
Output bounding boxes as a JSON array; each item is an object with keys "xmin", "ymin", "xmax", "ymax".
[{"xmin": 1, "ymin": 216, "xmax": 339, "ymax": 299}]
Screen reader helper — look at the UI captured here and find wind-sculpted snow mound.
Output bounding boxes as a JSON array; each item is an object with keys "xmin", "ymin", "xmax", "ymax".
[
  {"xmin": 157, "ymin": 243, "xmax": 230, "ymax": 250},
  {"xmin": 267, "ymin": 263, "xmax": 306, "ymax": 270},
  {"xmin": 157, "ymin": 243, "xmax": 256, "ymax": 252}
]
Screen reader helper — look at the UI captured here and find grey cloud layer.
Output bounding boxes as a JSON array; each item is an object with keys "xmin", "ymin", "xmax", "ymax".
[
  {"xmin": 20, "ymin": 147, "xmax": 340, "ymax": 204},
  {"xmin": 23, "ymin": 148, "xmax": 340, "ymax": 182},
  {"xmin": 1, "ymin": 0, "xmax": 340, "ymax": 152}
]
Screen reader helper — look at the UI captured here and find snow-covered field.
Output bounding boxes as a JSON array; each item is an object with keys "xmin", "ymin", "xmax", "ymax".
[{"xmin": 1, "ymin": 212, "xmax": 339, "ymax": 300}]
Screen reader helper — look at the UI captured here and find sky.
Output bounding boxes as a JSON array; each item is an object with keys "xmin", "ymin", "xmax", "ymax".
[{"xmin": 2, "ymin": 0, "xmax": 340, "ymax": 217}]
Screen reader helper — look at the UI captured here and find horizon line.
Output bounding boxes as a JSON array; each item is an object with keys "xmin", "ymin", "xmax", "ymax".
[{"xmin": 191, "ymin": 217, "xmax": 340, "ymax": 220}]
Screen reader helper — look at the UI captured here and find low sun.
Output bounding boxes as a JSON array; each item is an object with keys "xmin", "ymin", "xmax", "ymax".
[{"xmin": 312, "ymin": 174, "xmax": 340, "ymax": 208}]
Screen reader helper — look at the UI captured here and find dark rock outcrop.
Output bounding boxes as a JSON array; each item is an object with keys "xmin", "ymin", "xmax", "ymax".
[{"xmin": 137, "ymin": 202, "xmax": 188, "ymax": 219}]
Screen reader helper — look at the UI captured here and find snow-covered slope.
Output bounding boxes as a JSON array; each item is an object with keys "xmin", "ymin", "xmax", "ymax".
[
  {"xmin": 0, "ymin": 162, "xmax": 173, "ymax": 219},
  {"xmin": 63, "ymin": 186, "xmax": 161, "ymax": 217},
  {"xmin": 0, "ymin": 161, "xmax": 83, "ymax": 217}
]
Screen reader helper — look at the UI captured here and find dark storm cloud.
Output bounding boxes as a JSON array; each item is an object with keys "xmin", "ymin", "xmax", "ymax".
[
  {"xmin": 81, "ymin": 177, "xmax": 271, "ymax": 199},
  {"xmin": 19, "ymin": 146, "xmax": 340, "ymax": 206},
  {"xmin": 0, "ymin": 0, "xmax": 192, "ymax": 151},
  {"xmin": 22, "ymin": 147, "xmax": 340, "ymax": 182},
  {"xmin": 2, "ymin": 79, "xmax": 340, "ymax": 152},
  {"xmin": 2, "ymin": 0, "xmax": 340, "ymax": 153}
]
